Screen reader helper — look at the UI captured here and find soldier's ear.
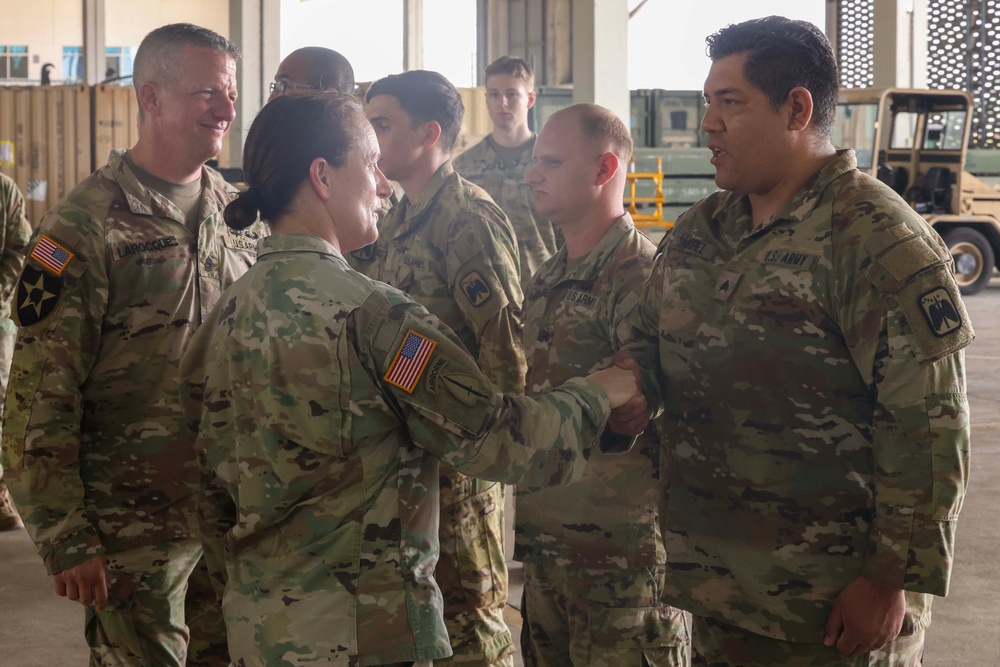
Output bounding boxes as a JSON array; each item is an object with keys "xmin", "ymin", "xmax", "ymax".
[
  {"xmin": 309, "ymin": 157, "xmax": 333, "ymax": 198},
  {"xmin": 138, "ymin": 82, "xmax": 160, "ymax": 117},
  {"xmin": 595, "ymin": 152, "xmax": 619, "ymax": 186},
  {"xmin": 422, "ymin": 121, "xmax": 443, "ymax": 149}
]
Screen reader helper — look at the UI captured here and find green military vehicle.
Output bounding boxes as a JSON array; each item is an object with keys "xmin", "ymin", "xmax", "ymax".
[{"xmin": 835, "ymin": 87, "xmax": 1000, "ymax": 294}]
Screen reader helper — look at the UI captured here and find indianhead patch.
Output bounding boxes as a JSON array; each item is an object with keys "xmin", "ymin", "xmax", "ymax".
[
  {"xmin": 919, "ymin": 287, "xmax": 963, "ymax": 337},
  {"xmin": 384, "ymin": 330, "xmax": 437, "ymax": 393},
  {"xmin": 30, "ymin": 235, "xmax": 74, "ymax": 275},
  {"xmin": 15, "ymin": 265, "xmax": 63, "ymax": 326},
  {"xmin": 460, "ymin": 271, "xmax": 492, "ymax": 307},
  {"xmin": 442, "ymin": 372, "xmax": 490, "ymax": 406}
]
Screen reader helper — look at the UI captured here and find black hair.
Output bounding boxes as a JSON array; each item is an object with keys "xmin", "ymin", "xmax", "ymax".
[
  {"xmin": 707, "ymin": 16, "xmax": 839, "ymax": 135},
  {"xmin": 225, "ymin": 93, "xmax": 364, "ymax": 229},
  {"xmin": 366, "ymin": 70, "xmax": 464, "ymax": 152}
]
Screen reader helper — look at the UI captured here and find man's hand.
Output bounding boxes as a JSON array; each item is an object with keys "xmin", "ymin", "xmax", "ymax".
[
  {"xmin": 587, "ymin": 365, "xmax": 642, "ymax": 409},
  {"xmin": 53, "ymin": 554, "xmax": 109, "ymax": 611},
  {"xmin": 606, "ymin": 351, "xmax": 650, "ymax": 435},
  {"xmin": 824, "ymin": 576, "xmax": 906, "ymax": 655}
]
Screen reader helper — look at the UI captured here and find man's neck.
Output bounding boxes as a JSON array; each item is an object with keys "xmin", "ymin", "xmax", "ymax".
[
  {"xmin": 129, "ymin": 139, "xmax": 203, "ymax": 185},
  {"xmin": 491, "ymin": 124, "xmax": 533, "ymax": 149},
  {"xmin": 397, "ymin": 153, "xmax": 449, "ymax": 204},
  {"xmin": 748, "ymin": 145, "xmax": 838, "ymax": 228},
  {"xmin": 558, "ymin": 203, "xmax": 624, "ymax": 259}
]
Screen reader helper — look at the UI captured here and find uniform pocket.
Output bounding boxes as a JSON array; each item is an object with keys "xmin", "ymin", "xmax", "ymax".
[
  {"xmin": 587, "ymin": 605, "xmax": 690, "ymax": 649},
  {"xmin": 440, "ymin": 481, "xmax": 506, "ymax": 609},
  {"xmin": 1, "ymin": 356, "xmax": 46, "ymax": 471},
  {"xmin": 84, "ymin": 570, "xmax": 146, "ymax": 666}
]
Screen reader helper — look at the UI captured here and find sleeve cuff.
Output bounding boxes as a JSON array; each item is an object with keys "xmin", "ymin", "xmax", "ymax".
[
  {"xmin": 557, "ymin": 377, "xmax": 612, "ymax": 428},
  {"xmin": 862, "ymin": 504, "xmax": 953, "ymax": 597},
  {"xmin": 39, "ymin": 528, "xmax": 105, "ymax": 575}
]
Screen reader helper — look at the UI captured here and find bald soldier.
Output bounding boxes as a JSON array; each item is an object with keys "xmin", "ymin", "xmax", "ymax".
[
  {"xmin": 455, "ymin": 56, "xmax": 560, "ymax": 288},
  {"xmin": 518, "ymin": 104, "xmax": 690, "ymax": 666},
  {"xmin": 2, "ymin": 23, "xmax": 265, "ymax": 666},
  {"xmin": 268, "ymin": 46, "xmax": 355, "ymax": 100},
  {"xmin": 351, "ymin": 70, "xmax": 524, "ymax": 666}
]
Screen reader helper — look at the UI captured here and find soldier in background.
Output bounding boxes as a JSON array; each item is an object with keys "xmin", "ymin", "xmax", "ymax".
[
  {"xmin": 1, "ymin": 23, "xmax": 265, "ymax": 666},
  {"xmin": 455, "ymin": 56, "xmax": 560, "ymax": 288},
  {"xmin": 0, "ymin": 173, "xmax": 32, "ymax": 531},
  {"xmin": 518, "ymin": 104, "xmax": 690, "ymax": 666},
  {"xmin": 181, "ymin": 91, "xmax": 643, "ymax": 667},
  {"xmin": 268, "ymin": 46, "xmax": 355, "ymax": 101},
  {"xmin": 617, "ymin": 16, "xmax": 972, "ymax": 666},
  {"xmin": 352, "ymin": 69, "xmax": 524, "ymax": 666}
]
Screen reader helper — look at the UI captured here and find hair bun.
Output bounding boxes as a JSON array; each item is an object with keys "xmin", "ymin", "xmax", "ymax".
[{"xmin": 224, "ymin": 189, "xmax": 260, "ymax": 230}]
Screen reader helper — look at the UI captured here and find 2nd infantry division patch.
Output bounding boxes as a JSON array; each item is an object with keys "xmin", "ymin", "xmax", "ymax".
[
  {"xmin": 385, "ymin": 329, "xmax": 437, "ymax": 393},
  {"xmin": 919, "ymin": 287, "xmax": 963, "ymax": 337},
  {"xmin": 459, "ymin": 271, "xmax": 493, "ymax": 307},
  {"xmin": 16, "ymin": 265, "xmax": 63, "ymax": 326}
]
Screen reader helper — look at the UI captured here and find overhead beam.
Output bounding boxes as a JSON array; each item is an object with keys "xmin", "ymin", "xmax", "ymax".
[{"xmin": 83, "ymin": 0, "xmax": 107, "ymax": 85}]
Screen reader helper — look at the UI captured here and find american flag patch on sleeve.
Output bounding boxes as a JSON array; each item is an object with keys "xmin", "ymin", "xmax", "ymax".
[
  {"xmin": 31, "ymin": 235, "xmax": 74, "ymax": 275},
  {"xmin": 384, "ymin": 330, "xmax": 437, "ymax": 393}
]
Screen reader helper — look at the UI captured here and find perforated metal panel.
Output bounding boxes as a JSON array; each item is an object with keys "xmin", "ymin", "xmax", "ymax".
[
  {"xmin": 837, "ymin": 0, "xmax": 875, "ymax": 88},
  {"xmin": 927, "ymin": 0, "xmax": 1000, "ymax": 148}
]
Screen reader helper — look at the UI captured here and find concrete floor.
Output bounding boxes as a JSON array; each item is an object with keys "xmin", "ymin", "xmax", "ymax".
[{"xmin": 2, "ymin": 280, "xmax": 999, "ymax": 665}]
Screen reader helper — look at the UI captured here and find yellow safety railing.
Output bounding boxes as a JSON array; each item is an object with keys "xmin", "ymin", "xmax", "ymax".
[{"xmin": 625, "ymin": 156, "xmax": 673, "ymax": 230}]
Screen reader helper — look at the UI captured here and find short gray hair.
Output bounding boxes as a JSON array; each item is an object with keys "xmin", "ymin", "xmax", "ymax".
[{"xmin": 133, "ymin": 23, "xmax": 240, "ymax": 103}]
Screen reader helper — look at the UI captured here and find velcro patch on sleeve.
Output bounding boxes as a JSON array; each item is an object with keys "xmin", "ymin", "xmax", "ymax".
[
  {"xmin": 895, "ymin": 268, "xmax": 974, "ymax": 363},
  {"xmin": 384, "ymin": 329, "xmax": 437, "ymax": 393},
  {"xmin": 30, "ymin": 235, "xmax": 74, "ymax": 275}
]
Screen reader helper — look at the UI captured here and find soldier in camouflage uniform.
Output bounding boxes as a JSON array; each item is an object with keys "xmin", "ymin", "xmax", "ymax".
[
  {"xmin": 517, "ymin": 104, "xmax": 690, "ymax": 666},
  {"xmin": 1, "ymin": 24, "xmax": 264, "ymax": 666},
  {"xmin": 179, "ymin": 92, "xmax": 642, "ymax": 667},
  {"xmin": 454, "ymin": 56, "xmax": 560, "ymax": 288},
  {"xmin": 0, "ymin": 173, "xmax": 32, "ymax": 530},
  {"xmin": 616, "ymin": 17, "xmax": 972, "ymax": 666},
  {"xmin": 352, "ymin": 70, "xmax": 525, "ymax": 666}
]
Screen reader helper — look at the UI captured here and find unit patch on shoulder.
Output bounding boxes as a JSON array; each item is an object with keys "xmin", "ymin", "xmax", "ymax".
[
  {"xmin": 384, "ymin": 330, "xmax": 437, "ymax": 393},
  {"xmin": 15, "ymin": 265, "xmax": 63, "ymax": 326},
  {"xmin": 460, "ymin": 270, "xmax": 493, "ymax": 307},
  {"xmin": 919, "ymin": 287, "xmax": 963, "ymax": 337},
  {"xmin": 442, "ymin": 372, "xmax": 490, "ymax": 406},
  {"xmin": 31, "ymin": 235, "xmax": 74, "ymax": 275}
]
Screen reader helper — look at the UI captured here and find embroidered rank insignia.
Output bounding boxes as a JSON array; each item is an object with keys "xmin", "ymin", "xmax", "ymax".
[
  {"xmin": 31, "ymin": 235, "xmax": 74, "ymax": 275},
  {"xmin": 442, "ymin": 372, "xmax": 490, "ymax": 406},
  {"xmin": 460, "ymin": 271, "xmax": 493, "ymax": 307},
  {"xmin": 15, "ymin": 266, "xmax": 63, "ymax": 326},
  {"xmin": 714, "ymin": 270, "xmax": 742, "ymax": 302},
  {"xmin": 919, "ymin": 287, "xmax": 963, "ymax": 337},
  {"xmin": 385, "ymin": 330, "xmax": 437, "ymax": 393}
]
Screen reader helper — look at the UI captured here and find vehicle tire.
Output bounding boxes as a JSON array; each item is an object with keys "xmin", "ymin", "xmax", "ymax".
[{"xmin": 941, "ymin": 227, "xmax": 995, "ymax": 296}]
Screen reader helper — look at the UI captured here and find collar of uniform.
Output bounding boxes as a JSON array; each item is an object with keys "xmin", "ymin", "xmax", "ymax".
[
  {"xmin": 257, "ymin": 233, "xmax": 341, "ymax": 260},
  {"xmin": 401, "ymin": 160, "xmax": 458, "ymax": 224},
  {"xmin": 537, "ymin": 213, "xmax": 635, "ymax": 286},
  {"xmin": 107, "ymin": 149, "xmax": 234, "ymax": 225},
  {"xmin": 485, "ymin": 134, "xmax": 536, "ymax": 168},
  {"xmin": 710, "ymin": 149, "xmax": 857, "ymax": 240}
]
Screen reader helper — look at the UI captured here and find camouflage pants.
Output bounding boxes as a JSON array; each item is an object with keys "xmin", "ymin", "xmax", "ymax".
[
  {"xmin": 692, "ymin": 615, "xmax": 926, "ymax": 666},
  {"xmin": 84, "ymin": 539, "xmax": 228, "ymax": 667},
  {"xmin": 520, "ymin": 561, "xmax": 691, "ymax": 667},
  {"xmin": 436, "ymin": 478, "xmax": 513, "ymax": 666}
]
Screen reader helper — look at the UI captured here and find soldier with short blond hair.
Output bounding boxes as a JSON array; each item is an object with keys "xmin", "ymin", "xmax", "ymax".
[{"xmin": 455, "ymin": 56, "xmax": 560, "ymax": 288}]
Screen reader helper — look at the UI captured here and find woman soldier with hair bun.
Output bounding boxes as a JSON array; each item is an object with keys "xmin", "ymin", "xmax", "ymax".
[{"xmin": 179, "ymin": 92, "xmax": 643, "ymax": 667}]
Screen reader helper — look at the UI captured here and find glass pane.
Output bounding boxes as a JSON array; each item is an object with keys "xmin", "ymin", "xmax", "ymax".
[
  {"xmin": 833, "ymin": 103, "xmax": 878, "ymax": 169},
  {"xmin": 9, "ymin": 55, "xmax": 27, "ymax": 79},
  {"xmin": 890, "ymin": 112, "xmax": 918, "ymax": 149},
  {"xmin": 925, "ymin": 110, "xmax": 966, "ymax": 150}
]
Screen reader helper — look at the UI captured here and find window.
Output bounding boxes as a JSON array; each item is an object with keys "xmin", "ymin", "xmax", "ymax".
[
  {"xmin": 0, "ymin": 46, "xmax": 29, "ymax": 81},
  {"xmin": 105, "ymin": 46, "xmax": 135, "ymax": 83},
  {"xmin": 890, "ymin": 111, "xmax": 919, "ymax": 149},
  {"xmin": 63, "ymin": 46, "xmax": 84, "ymax": 84}
]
